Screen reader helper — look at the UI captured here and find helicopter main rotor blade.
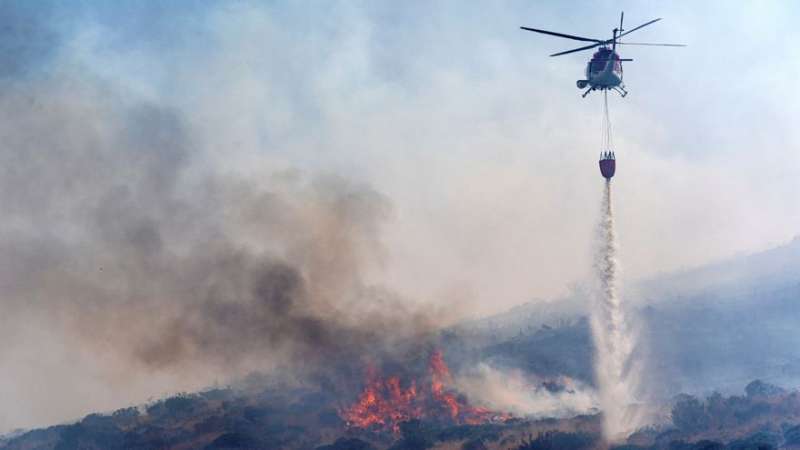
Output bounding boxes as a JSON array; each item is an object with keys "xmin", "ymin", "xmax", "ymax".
[
  {"xmin": 520, "ymin": 26, "xmax": 602, "ymax": 43},
  {"xmin": 619, "ymin": 11, "xmax": 624, "ymax": 32},
  {"xmin": 617, "ymin": 42, "xmax": 686, "ymax": 47},
  {"xmin": 616, "ymin": 18, "xmax": 661, "ymax": 39},
  {"xmin": 550, "ymin": 42, "xmax": 603, "ymax": 57}
]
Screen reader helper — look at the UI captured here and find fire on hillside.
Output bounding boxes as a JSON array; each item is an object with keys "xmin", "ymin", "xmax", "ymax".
[{"xmin": 340, "ymin": 350, "xmax": 511, "ymax": 433}]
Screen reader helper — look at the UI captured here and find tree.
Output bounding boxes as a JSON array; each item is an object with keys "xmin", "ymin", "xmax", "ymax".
[{"xmin": 671, "ymin": 395, "xmax": 711, "ymax": 432}]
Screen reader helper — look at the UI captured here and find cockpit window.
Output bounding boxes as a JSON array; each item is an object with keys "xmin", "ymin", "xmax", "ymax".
[{"xmin": 588, "ymin": 49, "xmax": 620, "ymax": 74}]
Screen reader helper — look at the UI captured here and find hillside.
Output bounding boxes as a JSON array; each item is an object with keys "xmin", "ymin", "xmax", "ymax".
[{"xmin": 5, "ymin": 237, "xmax": 800, "ymax": 449}]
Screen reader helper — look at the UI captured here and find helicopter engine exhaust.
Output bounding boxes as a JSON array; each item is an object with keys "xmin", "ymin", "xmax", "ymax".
[{"xmin": 577, "ymin": 80, "xmax": 588, "ymax": 89}]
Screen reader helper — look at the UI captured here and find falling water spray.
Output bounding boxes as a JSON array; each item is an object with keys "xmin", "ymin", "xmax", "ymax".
[{"xmin": 591, "ymin": 179, "xmax": 639, "ymax": 440}]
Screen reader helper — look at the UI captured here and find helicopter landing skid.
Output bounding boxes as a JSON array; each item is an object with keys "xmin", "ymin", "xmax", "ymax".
[{"xmin": 582, "ymin": 86, "xmax": 626, "ymax": 98}]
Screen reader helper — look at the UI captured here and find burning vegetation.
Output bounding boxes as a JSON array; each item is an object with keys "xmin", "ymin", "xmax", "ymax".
[{"xmin": 340, "ymin": 350, "xmax": 510, "ymax": 433}]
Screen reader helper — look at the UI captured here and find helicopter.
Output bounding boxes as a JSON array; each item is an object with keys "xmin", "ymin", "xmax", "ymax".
[{"xmin": 521, "ymin": 12, "xmax": 685, "ymax": 97}]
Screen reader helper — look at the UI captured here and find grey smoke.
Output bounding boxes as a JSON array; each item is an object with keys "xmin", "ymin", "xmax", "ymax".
[
  {"xmin": 0, "ymin": 69, "xmax": 438, "ymax": 387},
  {"xmin": 454, "ymin": 363, "xmax": 597, "ymax": 419}
]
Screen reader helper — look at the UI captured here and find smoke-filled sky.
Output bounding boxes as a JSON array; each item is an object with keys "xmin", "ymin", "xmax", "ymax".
[{"xmin": 1, "ymin": 0, "xmax": 799, "ymax": 432}]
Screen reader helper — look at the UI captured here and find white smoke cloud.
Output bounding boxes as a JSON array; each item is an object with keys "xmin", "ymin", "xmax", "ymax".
[{"xmin": 455, "ymin": 363, "xmax": 597, "ymax": 419}]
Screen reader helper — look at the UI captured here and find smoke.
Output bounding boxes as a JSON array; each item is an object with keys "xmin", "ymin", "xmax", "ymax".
[
  {"xmin": 0, "ymin": 68, "xmax": 449, "ymax": 429},
  {"xmin": 454, "ymin": 364, "xmax": 597, "ymax": 419},
  {"xmin": 590, "ymin": 180, "xmax": 644, "ymax": 439}
]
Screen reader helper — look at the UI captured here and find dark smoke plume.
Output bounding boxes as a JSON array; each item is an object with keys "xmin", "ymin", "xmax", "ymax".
[{"xmin": 0, "ymin": 69, "xmax": 438, "ymax": 384}]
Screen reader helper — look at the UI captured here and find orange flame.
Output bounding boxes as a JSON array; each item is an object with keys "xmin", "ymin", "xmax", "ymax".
[
  {"xmin": 340, "ymin": 350, "xmax": 509, "ymax": 433},
  {"xmin": 429, "ymin": 350, "xmax": 461, "ymax": 420}
]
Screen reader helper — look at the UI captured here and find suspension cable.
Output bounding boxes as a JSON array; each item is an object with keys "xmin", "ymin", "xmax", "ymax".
[{"xmin": 601, "ymin": 90, "xmax": 613, "ymax": 152}]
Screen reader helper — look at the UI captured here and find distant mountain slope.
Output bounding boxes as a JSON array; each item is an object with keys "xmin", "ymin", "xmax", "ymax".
[
  {"xmin": 639, "ymin": 236, "xmax": 800, "ymax": 304},
  {"xmin": 451, "ymin": 236, "xmax": 800, "ymax": 396},
  {"xmin": 448, "ymin": 293, "xmax": 587, "ymax": 343}
]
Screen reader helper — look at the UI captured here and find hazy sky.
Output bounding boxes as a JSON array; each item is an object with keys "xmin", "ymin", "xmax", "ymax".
[
  {"xmin": 1, "ymin": 0, "xmax": 800, "ymax": 431},
  {"xmin": 28, "ymin": 0, "xmax": 800, "ymax": 311}
]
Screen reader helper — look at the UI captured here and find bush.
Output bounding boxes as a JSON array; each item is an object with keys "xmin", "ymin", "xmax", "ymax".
[
  {"xmin": 516, "ymin": 431, "xmax": 597, "ymax": 450},
  {"xmin": 316, "ymin": 438, "xmax": 376, "ymax": 450},
  {"xmin": 672, "ymin": 395, "xmax": 711, "ymax": 432},
  {"xmin": 726, "ymin": 431, "xmax": 779, "ymax": 450},
  {"xmin": 205, "ymin": 432, "xmax": 261, "ymax": 449},
  {"xmin": 690, "ymin": 440, "xmax": 724, "ymax": 450},
  {"xmin": 164, "ymin": 395, "xmax": 198, "ymax": 414},
  {"xmin": 462, "ymin": 438, "xmax": 489, "ymax": 450},
  {"xmin": 744, "ymin": 380, "xmax": 785, "ymax": 398},
  {"xmin": 784, "ymin": 424, "xmax": 800, "ymax": 445},
  {"xmin": 389, "ymin": 420, "xmax": 437, "ymax": 450},
  {"xmin": 54, "ymin": 422, "xmax": 124, "ymax": 450}
]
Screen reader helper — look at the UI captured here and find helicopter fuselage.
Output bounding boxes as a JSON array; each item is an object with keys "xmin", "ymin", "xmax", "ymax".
[
  {"xmin": 577, "ymin": 48, "xmax": 622, "ymax": 89},
  {"xmin": 576, "ymin": 48, "xmax": 627, "ymax": 97}
]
